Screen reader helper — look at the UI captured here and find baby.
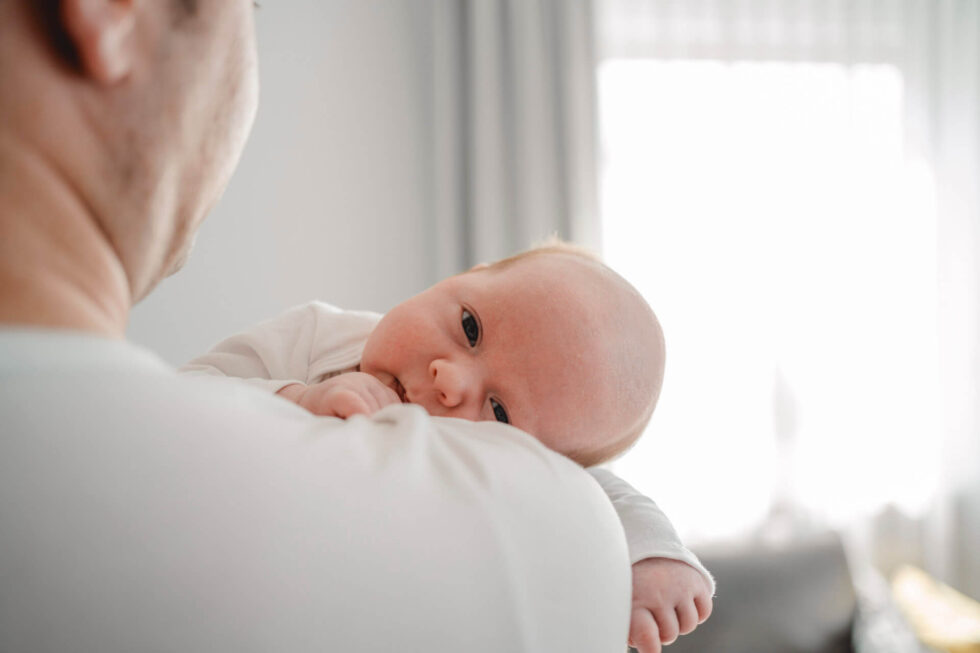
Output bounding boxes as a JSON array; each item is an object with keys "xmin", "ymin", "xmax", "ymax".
[
  {"xmin": 182, "ymin": 242, "xmax": 713, "ymax": 650},
  {"xmin": 186, "ymin": 243, "xmax": 664, "ymax": 467}
]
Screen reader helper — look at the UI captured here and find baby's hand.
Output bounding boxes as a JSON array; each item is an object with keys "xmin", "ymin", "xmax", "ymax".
[
  {"xmin": 277, "ymin": 372, "xmax": 401, "ymax": 418},
  {"xmin": 627, "ymin": 557, "xmax": 713, "ymax": 653}
]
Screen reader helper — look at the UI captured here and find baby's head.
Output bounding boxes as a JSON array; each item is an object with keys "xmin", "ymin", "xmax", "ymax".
[{"xmin": 360, "ymin": 243, "xmax": 665, "ymax": 466}]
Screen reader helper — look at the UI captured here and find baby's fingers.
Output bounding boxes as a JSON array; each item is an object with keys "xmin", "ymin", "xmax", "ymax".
[
  {"xmin": 653, "ymin": 607, "xmax": 679, "ymax": 645},
  {"xmin": 366, "ymin": 378, "xmax": 401, "ymax": 408},
  {"xmin": 628, "ymin": 608, "xmax": 661, "ymax": 653},
  {"xmin": 676, "ymin": 601, "xmax": 700, "ymax": 635},
  {"xmin": 694, "ymin": 593, "xmax": 714, "ymax": 623},
  {"xmin": 324, "ymin": 389, "xmax": 372, "ymax": 419}
]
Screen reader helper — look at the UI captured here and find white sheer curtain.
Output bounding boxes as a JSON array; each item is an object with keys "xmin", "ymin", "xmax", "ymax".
[
  {"xmin": 412, "ymin": 0, "xmax": 600, "ymax": 281},
  {"xmin": 597, "ymin": 0, "xmax": 980, "ymax": 597}
]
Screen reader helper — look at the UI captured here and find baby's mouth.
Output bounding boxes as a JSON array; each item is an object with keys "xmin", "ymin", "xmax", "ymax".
[{"xmin": 393, "ymin": 377, "xmax": 409, "ymax": 403}]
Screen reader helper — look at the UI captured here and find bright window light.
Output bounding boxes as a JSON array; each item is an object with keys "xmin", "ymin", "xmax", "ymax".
[{"xmin": 599, "ymin": 60, "xmax": 940, "ymax": 543}]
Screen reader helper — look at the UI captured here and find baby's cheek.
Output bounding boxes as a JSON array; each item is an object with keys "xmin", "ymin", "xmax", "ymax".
[
  {"xmin": 500, "ymin": 422, "xmax": 566, "ymax": 456},
  {"xmin": 538, "ymin": 431, "xmax": 596, "ymax": 466}
]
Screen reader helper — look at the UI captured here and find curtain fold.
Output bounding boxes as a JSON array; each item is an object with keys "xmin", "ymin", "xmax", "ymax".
[
  {"xmin": 417, "ymin": 0, "xmax": 600, "ymax": 282},
  {"xmin": 598, "ymin": 0, "xmax": 906, "ymax": 62},
  {"xmin": 911, "ymin": 0, "xmax": 980, "ymax": 600}
]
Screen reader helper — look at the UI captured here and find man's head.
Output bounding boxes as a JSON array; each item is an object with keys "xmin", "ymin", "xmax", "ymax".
[
  {"xmin": 360, "ymin": 244, "xmax": 666, "ymax": 467},
  {"xmin": 0, "ymin": 0, "xmax": 259, "ymax": 304}
]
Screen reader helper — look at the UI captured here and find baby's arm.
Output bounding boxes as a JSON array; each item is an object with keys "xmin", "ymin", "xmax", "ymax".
[
  {"xmin": 181, "ymin": 302, "xmax": 396, "ymax": 416},
  {"xmin": 588, "ymin": 468, "xmax": 714, "ymax": 653},
  {"xmin": 180, "ymin": 301, "xmax": 381, "ymax": 393},
  {"xmin": 180, "ymin": 303, "xmax": 312, "ymax": 393}
]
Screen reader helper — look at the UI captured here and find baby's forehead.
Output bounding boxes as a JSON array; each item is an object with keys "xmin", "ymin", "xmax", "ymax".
[
  {"xmin": 483, "ymin": 267, "xmax": 600, "ymax": 338},
  {"xmin": 490, "ymin": 252, "xmax": 615, "ymax": 303}
]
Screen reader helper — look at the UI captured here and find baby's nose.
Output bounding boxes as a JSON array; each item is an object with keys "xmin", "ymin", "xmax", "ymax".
[{"xmin": 429, "ymin": 358, "xmax": 469, "ymax": 409}]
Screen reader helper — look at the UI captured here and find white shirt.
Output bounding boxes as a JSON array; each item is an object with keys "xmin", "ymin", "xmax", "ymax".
[
  {"xmin": 0, "ymin": 329, "xmax": 630, "ymax": 652},
  {"xmin": 181, "ymin": 301, "xmax": 715, "ymax": 584}
]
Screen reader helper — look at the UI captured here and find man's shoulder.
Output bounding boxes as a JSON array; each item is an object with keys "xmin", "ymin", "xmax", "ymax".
[{"xmin": 0, "ymin": 334, "xmax": 630, "ymax": 651}]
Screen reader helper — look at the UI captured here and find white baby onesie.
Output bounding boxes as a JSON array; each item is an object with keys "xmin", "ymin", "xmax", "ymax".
[{"xmin": 181, "ymin": 301, "xmax": 714, "ymax": 591}]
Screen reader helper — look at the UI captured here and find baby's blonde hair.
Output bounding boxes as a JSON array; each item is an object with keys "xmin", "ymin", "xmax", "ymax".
[
  {"xmin": 481, "ymin": 238, "xmax": 664, "ymax": 467},
  {"xmin": 487, "ymin": 235, "xmax": 601, "ymax": 271}
]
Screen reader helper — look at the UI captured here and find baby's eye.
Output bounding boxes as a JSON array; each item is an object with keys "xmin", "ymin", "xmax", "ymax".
[
  {"xmin": 490, "ymin": 398, "xmax": 509, "ymax": 424},
  {"xmin": 461, "ymin": 308, "xmax": 480, "ymax": 347}
]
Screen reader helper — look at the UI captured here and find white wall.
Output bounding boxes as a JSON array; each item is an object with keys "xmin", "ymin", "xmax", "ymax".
[{"xmin": 129, "ymin": 1, "xmax": 435, "ymax": 365}]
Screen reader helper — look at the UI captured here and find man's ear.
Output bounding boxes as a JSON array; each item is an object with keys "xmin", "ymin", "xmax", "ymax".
[{"xmin": 60, "ymin": 0, "xmax": 137, "ymax": 84}]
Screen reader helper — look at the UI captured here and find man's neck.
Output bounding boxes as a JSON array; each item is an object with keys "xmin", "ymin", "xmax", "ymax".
[{"xmin": 0, "ymin": 138, "xmax": 131, "ymax": 338}]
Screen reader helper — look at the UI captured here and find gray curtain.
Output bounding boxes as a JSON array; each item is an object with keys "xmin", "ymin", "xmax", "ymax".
[
  {"xmin": 413, "ymin": 0, "xmax": 600, "ymax": 281},
  {"xmin": 909, "ymin": 0, "xmax": 980, "ymax": 603}
]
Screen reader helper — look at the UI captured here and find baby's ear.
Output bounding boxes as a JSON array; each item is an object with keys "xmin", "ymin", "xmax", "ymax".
[{"xmin": 468, "ymin": 262, "xmax": 490, "ymax": 272}]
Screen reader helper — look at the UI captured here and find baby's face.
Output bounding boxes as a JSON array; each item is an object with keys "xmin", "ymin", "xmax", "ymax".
[{"xmin": 360, "ymin": 255, "xmax": 628, "ymax": 458}]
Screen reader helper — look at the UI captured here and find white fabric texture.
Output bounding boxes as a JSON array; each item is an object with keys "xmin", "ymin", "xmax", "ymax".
[
  {"xmin": 180, "ymin": 302, "xmax": 379, "ymax": 395},
  {"xmin": 0, "ymin": 329, "xmax": 631, "ymax": 652},
  {"xmin": 589, "ymin": 468, "xmax": 714, "ymax": 580},
  {"xmin": 181, "ymin": 300, "xmax": 715, "ymax": 591}
]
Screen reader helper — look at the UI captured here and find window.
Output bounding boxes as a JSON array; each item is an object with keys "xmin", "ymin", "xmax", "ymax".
[{"xmin": 599, "ymin": 60, "xmax": 939, "ymax": 542}]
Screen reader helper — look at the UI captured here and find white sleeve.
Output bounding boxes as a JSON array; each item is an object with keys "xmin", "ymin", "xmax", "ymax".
[
  {"xmin": 178, "ymin": 301, "xmax": 379, "ymax": 394},
  {"xmin": 588, "ymin": 467, "xmax": 716, "ymax": 594}
]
